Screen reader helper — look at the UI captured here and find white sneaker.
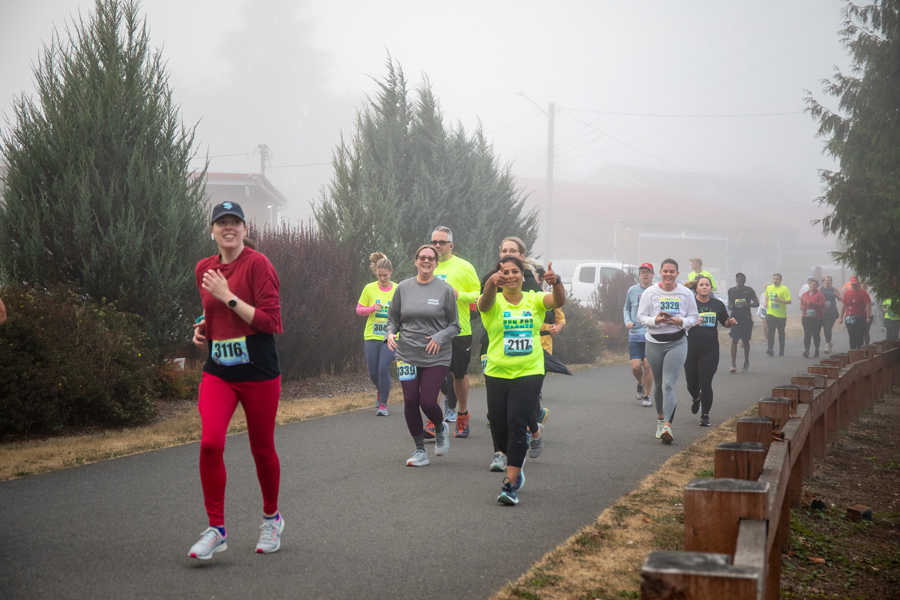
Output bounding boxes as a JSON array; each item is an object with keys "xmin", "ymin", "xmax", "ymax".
[
  {"xmin": 661, "ymin": 425, "xmax": 674, "ymax": 444},
  {"xmin": 256, "ymin": 516, "xmax": 284, "ymax": 553},
  {"xmin": 655, "ymin": 420, "xmax": 665, "ymax": 439},
  {"xmin": 435, "ymin": 422, "xmax": 450, "ymax": 456},
  {"xmin": 443, "ymin": 398, "xmax": 458, "ymax": 423},
  {"xmin": 641, "ymin": 396, "xmax": 652, "ymax": 407},
  {"xmin": 189, "ymin": 527, "xmax": 227, "ymax": 560},
  {"xmin": 635, "ymin": 383, "xmax": 644, "ymax": 400},
  {"xmin": 406, "ymin": 448, "xmax": 429, "ymax": 467},
  {"xmin": 489, "ymin": 452, "xmax": 507, "ymax": 472}
]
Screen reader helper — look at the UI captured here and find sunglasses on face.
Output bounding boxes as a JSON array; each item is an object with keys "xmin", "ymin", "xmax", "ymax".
[
  {"xmin": 417, "ymin": 255, "xmax": 436, "ymax": 262},
  {"xmin": 430, "ymin": 240, "xmax": 450, "ymax": 246}
]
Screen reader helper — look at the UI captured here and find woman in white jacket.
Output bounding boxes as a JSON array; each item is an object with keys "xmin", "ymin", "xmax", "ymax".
[{"xmin": 637, "ymin": 258, "xmax": 699, "ymax": 444}]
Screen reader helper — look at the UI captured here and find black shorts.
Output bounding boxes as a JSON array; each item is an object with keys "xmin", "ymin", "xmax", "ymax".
[
  {"xmin": 729, "ymin": 318, "xmax": 754, "ymax": 342},
  {"xmin": 449, "ymin": 335, "xmax": 473, "ymax": 379}
]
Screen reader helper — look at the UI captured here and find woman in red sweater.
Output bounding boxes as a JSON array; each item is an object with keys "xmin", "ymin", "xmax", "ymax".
[
  {"xmin": 188, "ymin": 201, "xmax": 285, "ymax": 560},
  {"xmin": 800, "ymin": 279, "xmax": 826, "ymax": 358}
]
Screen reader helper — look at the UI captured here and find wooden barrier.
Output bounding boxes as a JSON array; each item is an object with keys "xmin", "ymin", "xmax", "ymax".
[{"xmin": 641, "ymin": 342, "xmax": 899, "ymax": 599}]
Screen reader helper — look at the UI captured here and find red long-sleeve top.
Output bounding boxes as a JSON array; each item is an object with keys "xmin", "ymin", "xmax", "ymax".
[
  {"xmin": 801, "ymin": 290, "xmax": 826, "ymax": 320},
  {"xmin": 196, "ymin": 247, "xmax": 283, "ymax": 381}
]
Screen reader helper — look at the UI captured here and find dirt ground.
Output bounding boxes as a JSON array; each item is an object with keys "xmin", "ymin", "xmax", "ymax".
[{"xmin": 491, "ymin": 387, "xmax": 900, "ymax": 600}]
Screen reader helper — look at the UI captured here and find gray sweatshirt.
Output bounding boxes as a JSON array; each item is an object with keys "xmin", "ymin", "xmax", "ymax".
[{"xmin": 386, "ymin": 276, "xmax": 460, "ymax": 367}]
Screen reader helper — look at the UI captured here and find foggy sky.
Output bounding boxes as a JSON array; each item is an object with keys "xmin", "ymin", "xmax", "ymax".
[{"xmin": 0, "ymin": 0, "xmax": 851, "ymax": 222}]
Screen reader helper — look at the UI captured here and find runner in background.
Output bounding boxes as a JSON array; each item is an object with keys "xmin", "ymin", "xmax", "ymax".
[
  {"xmin": 431, "ymin": 226, "xmax": 480, "ymax": 439},
  {"xmin": 624, "ymin": 263, "xmax": 655, "ymax": 406},
  {"xmin": 536, "ymin": 265, "xmax": 566, "ymax": 356},
  {"xmin": 726, "ymin": 273, "xmax": 758, "ymax": 373},
  {"xmin": 800, "ymin": 279, "xmax": 826, "ymax": 358},
  {"xmin": 757, "ymin": 280, "xmax": 771, "ymax": 343},
  {"xmin": 189, "ymin": 201, "xmax": 285, "ymax": 560},
  {"xmin": 684, "ymin": 277, "xmax": 735, "ymax": 427},
  {"xmin": 637, "ymin": 258, "xmax": 699, "ymax": 445},
  {"xmin": 884, "ymin": 299, "xmax": 900, "ymax": 342},
  {"xmin": 798, "ymin": 275, "xmax": 813, "ymax": 299},
  {"xmin": 839, "ymin": 276, "xmax": 871, "ymax": 350},
  {"xmin": 687, "ymin": 258, "xmax": 717, "ymax": 292},
  {"xmin": 479, "ymin": 256, "xmax": 565, "ymax": 505},
  {"xmin": 862, "ymin": 279, "xmax": 875, "ymax": 346},
  {"xmin": 357, "ymin": 252, "xmax": 397, "ymax": 416},
  {"xmin": 386, "ymin": 244, "xmax": 460, "ymax": 467},
  {"xmin": 821, "ymin": 276, "xmax": 842, "ymax": 354},
  {"xmin": 763, "ymin": 273, "xmax": 792, "ymax": 357}
]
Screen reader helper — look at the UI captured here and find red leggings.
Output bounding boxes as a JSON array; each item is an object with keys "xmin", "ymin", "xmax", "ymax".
[{"xmin": 198, "ymin": 373, "xmax": 281, "ymax": 526}]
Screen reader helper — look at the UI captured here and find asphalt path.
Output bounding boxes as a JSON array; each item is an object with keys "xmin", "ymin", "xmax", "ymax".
[{"xmin": 1, "ymin": 327, "xmax": 857, "ymax": 599}]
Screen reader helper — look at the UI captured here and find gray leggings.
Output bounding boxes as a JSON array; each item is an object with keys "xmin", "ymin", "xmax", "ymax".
[
  {"xmin": 364, "ymin": 340, "xmax": 395, "ymax": 405},
  {"xmin": 645, "ymin": 335, "xmax": 688, "ymax": 423}
]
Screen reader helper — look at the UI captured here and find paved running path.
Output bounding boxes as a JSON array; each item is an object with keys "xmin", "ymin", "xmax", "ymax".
[{"xmin": 0, "ymin": 329, "xmax": 855, "ymax": 599}]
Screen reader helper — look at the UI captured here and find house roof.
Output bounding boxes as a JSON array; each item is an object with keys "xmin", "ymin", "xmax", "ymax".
[{"xmin": 194, "ymin": 172, "xmax": 289, "ymax": 208}]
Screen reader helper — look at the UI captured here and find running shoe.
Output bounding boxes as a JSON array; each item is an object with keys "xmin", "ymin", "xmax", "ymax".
[
  {"xmin": 454, "ymin": 412, "xmax": 470, "ymax": 438},
  {"xmin": 699, "ymin": 415, "xmax": 710, "ymax": 427},
  {"xmin": 406, "ymin": 448, "xmax": 429, "ymax": 467},
  {"xmin": 690, "ymin": 398, "xmax": 700, "ymax": 415},
  {"xmin": 376, "ymin": 403, "xmax": 388, "ymax": 416},
  {"xmin": 803, "ymin": 350, "xmax": 810, "ymax": 358},
  {"xmin": 189, "ymin": 527, "xmax": 227, "ymax": 560},
  {"xmin": 656, "ymin": 419, "xmax": 665, "ymax": 439},
  {"xmin": 824, "ymin": 344, "xmax": 831, "ymax": 355},
  {"xmin": 423, "ymin": 420, "xmax": 436, "ymax": 441},
  {"xmin": 375, "ymin": 393, "xmax": 381, "ymax": 408},
  {"xmin": 435, "ymin": 422, "xmax": 450, "ymax": 457},
  {"xmin": 497, "ymin": 480, "xmax": 518, "ymax": 505},
  {"xmin": 814, "ymin": 350, "xmax": 820, "ymax": 358},
  {"xmin": 641, "ymin": 396, "xmax": 652, "ymax": 407},
  {"xmin": 539, "ymin": 407, "xmax": 550, "ymax": 426},
  {"xmin": 742, "ymin": 362, "xmax": 750, "ymax": 373},
  {"xmin": 489, "ymin": 452, "xmax": 507, "ymax": 472},
  {"xmin": 660, "ymin": 425, "xmax": 674, "ymax": 444},
  {"xmin": 635, "ymin": 383, "xmax": 644, "ymax": 400},
  {"xmin": 766, "ymin": 349, "xmax": 774, "ymax": 356},
  {"xmin": 525, "ymin": 428, "xmax": 531, "ymax": 447},
  {"xmin": 729, "ymin": 365, "xmax": 737, "ymax": 374},
  {"xmin": 256, "ymin": 516, "xmax": 284, "ymax": 554},
  {"xmin": 529, "ymin": 423, "xmax": 543, "ymax": 459},
  {"xmin": 515, "ymin": 466, "xmax": 525, "ymax": 491},
  {"xmin": 442, "ymin": 396, "xmax": 457, "ymax": 422},
  {"xmin": 779, "ymin": 349, "xmax": 784, "ymax": 357}
]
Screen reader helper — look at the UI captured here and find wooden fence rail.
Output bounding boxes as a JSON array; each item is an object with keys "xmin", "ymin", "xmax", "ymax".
[{"xmin": 640, "ymin": 340, "xmax": 899, "ymax": 600}]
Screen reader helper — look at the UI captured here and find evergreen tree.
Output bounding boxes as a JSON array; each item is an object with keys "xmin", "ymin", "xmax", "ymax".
[
  {"xmin": 806, "ymin": 1, "xmax": 900, "ymax": 303},
  {"xmin": 315, "ymin": 57, "xmax": 539, "ymax": 285},
  {"xmin": 0, "ymin": 0, "xmax": 209, "ymax": 359}
]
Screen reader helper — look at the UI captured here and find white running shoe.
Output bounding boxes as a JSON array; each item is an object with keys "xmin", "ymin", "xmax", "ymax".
[
  {"xmin": 661, "ymin": 425, "xmax": 674, "ymax": 444},
  {"xmin": 189, "ymin": 527, "xmax": 227, "ymax": 560},
  {"xmin": 641, "ymin": 396, "xmax": 652, "ymax": 407},
  {"xmin": 489, "ymin": 452, "xmax": 507, "ymax": 472},
  {"xmin": 635, "ymin": 383, "xmax": 644, "ymax": 400},
  {"xmin": 256, "ymin": 516, "xmax": 284, "ymax": 554},
  {"xmin": 656, "ymin": 420, "xmax": 665, "ymax": 439},
  {"xmin": 406, "ymin": 448, "xmax": 429, "ymax": 467},
  {"xmin": 435, "ymin": 422, "xmax": 450, "ymax": 457},
  {"xmin": 442, "ymin": 396, "xmax": 458, "ymax": 422}
]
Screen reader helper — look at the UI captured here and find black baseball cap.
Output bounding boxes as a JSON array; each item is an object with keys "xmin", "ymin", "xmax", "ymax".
[{"xmin": 210, "ymin": 201, "xmax": 245, "ymax": 224}]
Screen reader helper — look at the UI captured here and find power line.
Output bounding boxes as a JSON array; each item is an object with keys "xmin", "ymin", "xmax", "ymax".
[
  {"xmin": 268, "ymin": 162, "xmax": 331, "ymax": 170},
  {"xmin": 485, "ymin": 111, "xmax": 545, "ymax": 134},
  {"xmin": 555, "ymin": 108, "xmax": 802, "ymax": 118}
]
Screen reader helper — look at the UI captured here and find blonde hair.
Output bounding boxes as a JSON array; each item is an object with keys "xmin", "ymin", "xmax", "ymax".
[
  {"xmin": 369, "ymin": 252, "xmax": 392, "ymax": 273},
  {"xmin": 414, "ymin": 244, "xmax": 439, "ymax": 261},
  {"xmin": 499, "ymin": 236, "xmax": 526, "ymax": 255},
  {"xmin": 690, "ymin": 258, "xmax": 702, "ymax": 267}
]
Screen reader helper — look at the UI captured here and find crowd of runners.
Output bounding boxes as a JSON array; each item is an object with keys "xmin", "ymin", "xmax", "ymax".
[{"xmin": 183, "ymin": 201, "xmax": 894, "ymax": 560}]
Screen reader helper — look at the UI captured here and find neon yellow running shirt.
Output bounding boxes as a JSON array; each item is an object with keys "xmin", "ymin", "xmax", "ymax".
[
  {"xmin": 358, "ymin": 281, "xmax": 396, "ymax": 341},
  {"xmin": 480, "ymin": 291, "xmax": 547, "ymax": 379},
  {"xmin": 764, "ymin": 284, "xmax": 791, "ymax": 319},
  {"xmin": 433, "ymin": 254, "xmax": 481, "ymax": 337},
  {"xmin": 687, "ymin": 270, "xmax": 717, "ymax": 291}
]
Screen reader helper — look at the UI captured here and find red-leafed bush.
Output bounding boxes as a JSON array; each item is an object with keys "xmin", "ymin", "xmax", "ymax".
[
  {"xmin": 599, "ymin": 321, "xmax": 628, "ymax": 353},
  {"xmin": 252, "ymin": 220, "xmax": 361, "ymax": 379}
]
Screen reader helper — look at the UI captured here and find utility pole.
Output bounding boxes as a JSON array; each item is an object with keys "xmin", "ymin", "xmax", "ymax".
[{"xmin": 258, "ymin": 144, "xmax": 270, "ymax": 176}]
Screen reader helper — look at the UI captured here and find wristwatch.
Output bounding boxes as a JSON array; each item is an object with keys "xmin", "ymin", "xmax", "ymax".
[{"xmin": 228, "ymin": 296, "xmax": 238, "ymax": 308}]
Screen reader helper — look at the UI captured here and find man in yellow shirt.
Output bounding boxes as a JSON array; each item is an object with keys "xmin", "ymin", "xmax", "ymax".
[
  {"xmin": 763, "ymin": 273, "xmax": 792, "ymax": 356},
  {"xmin": 687, "ymin": 258, "xmax": 717, "ymax": 292},
  {"xmin": 432, "ymin": 226, "xmax": 481, "ymax": 438}
]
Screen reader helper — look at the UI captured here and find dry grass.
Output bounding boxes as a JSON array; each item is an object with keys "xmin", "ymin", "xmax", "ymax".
[
  {"xmin": 492, "ymin": 406, "xmax": 758, "ymax": 600},
  {"xmin": 0, "ymin": 357, "xmax": 620, "ymax": 482}
]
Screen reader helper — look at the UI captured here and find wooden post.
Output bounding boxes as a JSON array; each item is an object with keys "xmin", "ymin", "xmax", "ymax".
[
  {"xmin": 758, "ymin": 398, "xmax": 793, "ymax": 433},
  {"xmin": 809, "ymin": 390, "xmax": 827, "ymax": 460},
  {"xmin": 683, "ymin": 479, "xmax": 770, "ymax": 554},
  {"xmin": 737, "ymin": 416, "xmax": 774, "ymax": 454},
  {"xmin": 830, "ymin": 352, "xmax": 850, "ymax": 367},
  {"xmin": 809, "ymin": 364, "xmax": 841, "ymax": 380},
  {"xmin": 822, "ymin": 357, "xmax": 843, "ymax": 369},
  {"xmin": 848, "ymin": 349, "xmax": 867, "ymax": 363},
  {"xmin": 640, "ymin": 552, "xmax": 761, "ymax": 599},
  {"xmin": 826, "ymin": 390, "xmax": 839, "ymax": 444},
  {"xmin": 715, "ymin": 442, "xmax": 766, "ymax": 481},
  {"xmin": 838, "ymin": 388, "xmax": 850, "ymax": 433},
  {"xmin": 792, "ymin": 373, "xmax": 826, "ymax": 389}
]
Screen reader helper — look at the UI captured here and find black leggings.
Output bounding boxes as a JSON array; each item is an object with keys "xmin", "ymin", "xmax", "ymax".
[
  {"xmin": 766, "ymin": 314, "xmax": 786, "ymax": 352},
  {"xmin": 485, "ymin": 374, "xmax": 543, "ymax": 468},
  {"xmin": 846, "ymin": 317, "xmax": 867, "ymax": 349},
  {"xmin": 823, "ymin": 313, "xmax": 838, "ymax": 344},
  {"xmin": 802, "ymin": 317, "xmax": 823, "ymax": 351},
  {"xmin": 886, "ymin": 319, "xmax": 900, "ymax": 342},
  {"xmin": 684, "ymin": 339, "xmax": 719, "ymax": 417}
]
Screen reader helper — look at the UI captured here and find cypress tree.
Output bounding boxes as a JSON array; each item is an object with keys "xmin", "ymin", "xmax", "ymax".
[{"xmin": 0, "ymin": 0, "xmax": 209, "ymax": 359}]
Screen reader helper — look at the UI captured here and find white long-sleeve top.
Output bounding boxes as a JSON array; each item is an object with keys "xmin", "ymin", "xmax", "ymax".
[{"xmin": 636, "ymin": 283, "xmax": 700, "ymax": 343}]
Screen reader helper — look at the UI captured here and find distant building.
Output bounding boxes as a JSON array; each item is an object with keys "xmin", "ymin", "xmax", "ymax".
[
  {"xmin": 519, "ymin": 164, "xmax": 839, "ymax": 288},
  {"xmin": 198, "ymin": 172, "xmax": 288, "ymax": 227}
]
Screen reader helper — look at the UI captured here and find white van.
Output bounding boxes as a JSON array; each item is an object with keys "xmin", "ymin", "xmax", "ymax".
[{"xmin": 570, "ymin": 262, "xmax": 638, "ymax": 306}]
